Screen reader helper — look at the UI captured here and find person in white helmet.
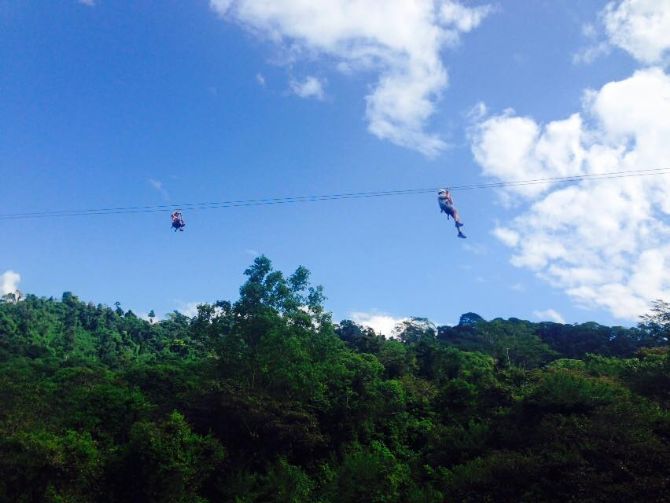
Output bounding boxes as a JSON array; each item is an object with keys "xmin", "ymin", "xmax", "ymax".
[{"xmin": 438, "ymin": 189, "xmax": 466, "ymax": 238}]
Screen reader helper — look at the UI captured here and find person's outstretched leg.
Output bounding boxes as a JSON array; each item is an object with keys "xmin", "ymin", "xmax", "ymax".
[
  {"xmin": 451, "ymin": 210, "xmax": 466, "ymax": 237},
  {"xmin": 452, "ymin": 209, "xmax": 463, "ymax": 226}
]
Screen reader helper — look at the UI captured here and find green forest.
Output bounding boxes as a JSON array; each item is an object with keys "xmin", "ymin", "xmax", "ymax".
[{"xmin": 1, "ymin": 256, "xmax": 669, "ymax": 502}]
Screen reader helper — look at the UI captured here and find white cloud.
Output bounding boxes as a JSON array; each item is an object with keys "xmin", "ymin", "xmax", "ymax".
[
  {"xmin": 582, "ymin": 23, "xmax": 598, "ymax": 39},
  {"xmin": 573, "ymin": 41, "xmax": 611, "ymax": 65},
  {"xmin": 177, "ymin": 301, "xmax": 203, "ymax": 318},
  {"xmin": 290, "ymin": 76, "xmax": 325, "ymax": 100},
  {"xmin": 533, "ymin": 309, "xmax": 566, "ymax": 324},
  {"xmin": 462, "ymin": 242, "xmax": 488, "ymax": 255},
  {"xmin": 470, "ymin": 67, "xmax": 670, "ymax": 320},
  {"xmin": 148, "ymin": 179, "xmax": 170, "ymax": 201},
  {"xmin": 471, "ymin": 110, "xmax": 585, "ymax": 199},
  {"xmin": 439, "ymin": 0, "xmax": 494, "ymax": 33},
  {"xmin": 493, "ymin": 227, "xmax": 520, "ymax": 247},
  {"xmin": 78, "ymin": 0, "xmax": 95, "ymax": 6},
  {"xmin": 256, "ymin": 72, "xmax": 266, "ymax": 86},
  {"xmin": 1, "ymin": 270, "xmax": 21, "ymax": 296},
  {"xmin": 137, "ymin": 311, "xmax": 162, "ymax": 323},
  {"xmin": 350, "ymin": 311, "xmax": 408, "ymax": 336},
  {"xmin": 603, "ymin": 0, "xmax": 670, "ymax": 65},
  {"xmin": 209, "ymin": 0, "xmax": 493, "ymax": 156},
  {"xmin": 510, "ymin": 282, "xmax": 525, "ymax": 292},
  {"xmin": 575, "ymin": 0, "xmax": 670, "ymax": 65}
]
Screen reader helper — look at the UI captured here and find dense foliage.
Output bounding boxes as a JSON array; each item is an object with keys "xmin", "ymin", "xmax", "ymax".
[{"xmin": 1, "ymin": 257, "xmax": 669, "ymax": 502}]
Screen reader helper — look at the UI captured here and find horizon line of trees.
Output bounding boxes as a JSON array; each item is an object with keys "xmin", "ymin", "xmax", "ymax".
[{"xmin": 1, "ymin": 256, "xmax": 669, "ymax": 502}]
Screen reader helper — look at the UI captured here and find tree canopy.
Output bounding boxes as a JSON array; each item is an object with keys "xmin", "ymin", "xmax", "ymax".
[{"xmin": 0, "ymin": 256, "xmax": 669, "ymax": 502}]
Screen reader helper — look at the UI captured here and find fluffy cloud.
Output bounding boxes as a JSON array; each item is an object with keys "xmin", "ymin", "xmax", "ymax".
[
  {"xmin": 470, "ymin": 68, "xmax": 670, "ymax": 320},
  {"xmin": 1, "ymin": 270, "xmax": 21, "ymax": 296},
  {"xmin": 350, "ymin": 311, "xmax": 407, "ymax": 336},
  {"xmin": 290, "ymin": 76, "xmax": 325, "ymax": 100},
  {"xmin": 576, "ymin": 0, "xmax": 670, "ymax": 65},
  {"xmin": 210, "ymin": 0, "xmax": 493, "ymax": 156},
  {"xmin": 471, "ymin": 111, "xmax": 585, "ymax": 199},
  {"xmin": 603, "ymin": 0, "xmax": 670, "ymax": 65},
  {"xmin": 533, "ymin": 309, "xmax": 566, "ymax": 324}
]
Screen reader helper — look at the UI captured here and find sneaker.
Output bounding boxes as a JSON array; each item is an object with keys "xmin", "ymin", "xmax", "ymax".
[{"xmin": 458, "ymin": 232, "xmax": 467, "ymax": 239}]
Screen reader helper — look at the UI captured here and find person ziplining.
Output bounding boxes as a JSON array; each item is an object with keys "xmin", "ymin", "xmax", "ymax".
[
  {"xmin": 438, "ymin": 189, "xmax": 466, "ymax": 238},
  {"xmin": 171, "ymin": 210, "xmax": 185, "ymax": 232},
  {"xmin": 1, "ymin": 168, "xmax": 667, "ymax": 224}
]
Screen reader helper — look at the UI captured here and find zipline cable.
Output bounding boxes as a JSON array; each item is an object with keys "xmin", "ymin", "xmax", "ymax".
[{"xmin": 2, "ymin": 167, "xmax": 670, "ymax": 221}]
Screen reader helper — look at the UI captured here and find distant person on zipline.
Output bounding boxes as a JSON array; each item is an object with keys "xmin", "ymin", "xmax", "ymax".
[
  {"xmin": 171, "ymin": 210, "xmax": 185, "ymax": 232},
  {"xmin": 438, "ymin": 189, "xmax": 466, "ymax": 238}
]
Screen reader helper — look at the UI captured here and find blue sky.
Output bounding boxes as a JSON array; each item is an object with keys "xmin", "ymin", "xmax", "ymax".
[{"xmin": 2, "ymin": 0, "xmax": 670, "ymax": 332}]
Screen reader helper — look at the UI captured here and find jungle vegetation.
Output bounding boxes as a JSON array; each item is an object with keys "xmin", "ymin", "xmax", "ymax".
[{"xmin": 1, "ymin": 256, "xmax": 669, "ymax": 502}]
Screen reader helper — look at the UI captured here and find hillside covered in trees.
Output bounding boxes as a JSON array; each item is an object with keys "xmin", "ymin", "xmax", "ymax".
[{"xmin": 1, "ymin": 257, "xmax": 669, "ymax": 502}]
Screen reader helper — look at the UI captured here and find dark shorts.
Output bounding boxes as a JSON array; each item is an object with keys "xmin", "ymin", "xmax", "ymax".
[{"xmin": 440, "ymin": 203, "xmax": 455, "ymax": 216}]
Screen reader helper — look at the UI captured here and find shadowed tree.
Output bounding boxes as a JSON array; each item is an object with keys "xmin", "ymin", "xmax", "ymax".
[{"xmin": 639, "ymin": 299, "xmax": 670, "ymax": 346}]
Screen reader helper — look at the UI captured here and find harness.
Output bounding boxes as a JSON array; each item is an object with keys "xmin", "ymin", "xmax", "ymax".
[{"xmin": 438, "ymin": 196, "xmax": 454, "ymax": 217}]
